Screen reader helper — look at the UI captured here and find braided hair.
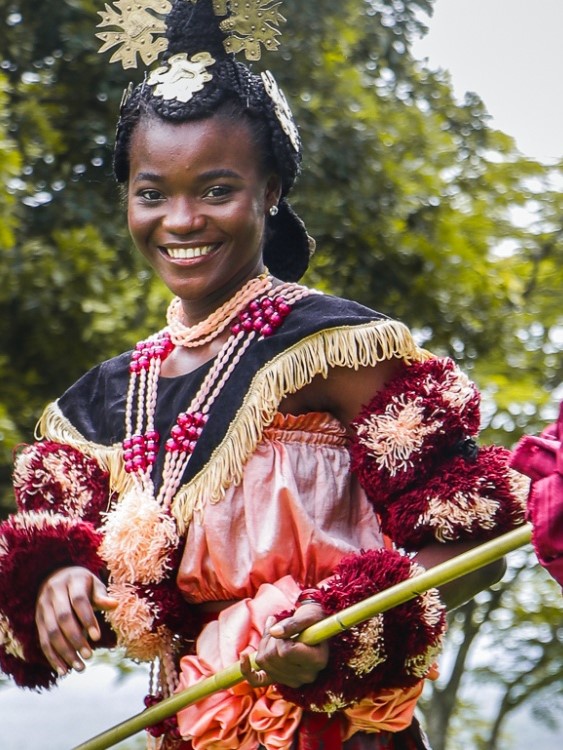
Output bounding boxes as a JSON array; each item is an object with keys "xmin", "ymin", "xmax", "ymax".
[{"xmin": 113, "ymin": 0, "xmax": 311, "ymax": 281}]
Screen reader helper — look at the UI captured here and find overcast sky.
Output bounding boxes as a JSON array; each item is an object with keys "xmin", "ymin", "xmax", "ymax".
[{"xmin": 411, "ymin": 0, "xmax": 563, "ymax": 164}]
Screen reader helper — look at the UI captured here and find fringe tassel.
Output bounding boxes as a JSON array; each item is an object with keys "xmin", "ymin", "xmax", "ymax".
[
  {"xmin": 172, "ymin": 321, "xmax": 427, "ymax": 533},
  {"xmin": 36, "ymin": 403, "xmax": 134, "ymax": 496}
]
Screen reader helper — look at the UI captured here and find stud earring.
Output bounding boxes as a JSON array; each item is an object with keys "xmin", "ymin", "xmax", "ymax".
[{"xmin": 269, "ymin": 205, "xmax": 279, "ymax": 217}]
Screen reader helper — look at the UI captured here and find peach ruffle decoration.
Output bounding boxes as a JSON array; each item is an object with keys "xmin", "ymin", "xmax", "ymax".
[
  {"xmin": 176, "ymin": 576, "xmax": 427, "ymax": 750},
  {"xmin": 342, "ymin": 685, "xmax": 424, "ymax": 740}
]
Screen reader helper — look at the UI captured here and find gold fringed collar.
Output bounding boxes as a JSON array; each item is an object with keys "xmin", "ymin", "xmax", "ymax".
[
  {"xmin": 37, "ymin": 319, "xmax": 428, "ymax": 535},
  {"xmin": 37, "ymin": 404, "xmax": 135, "ymax": 497},
  {"xmin": 171, "ymin": 320, "xmax": 428, "ymax": 533}
]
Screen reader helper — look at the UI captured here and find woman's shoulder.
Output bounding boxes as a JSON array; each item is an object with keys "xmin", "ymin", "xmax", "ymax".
[
  {"xmin": 297, "ymin": 288, "xmax": 389, "ymax": 323},
  {"xmin": 54, "ymin": 349, "xmax": 134, "ymax": 444},
  {"xmin": 62, "ymin": 349, "xmax": 133, "ymax": 401}
]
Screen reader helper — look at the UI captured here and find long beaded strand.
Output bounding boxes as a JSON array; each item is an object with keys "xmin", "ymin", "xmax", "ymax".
[
  {"xmin": 123, "ymin": 280, "xmax": 314, "ymax": 510},
  {"xmin": 118, "ymin": 278, "xmax": 314, "ymax": 721}
]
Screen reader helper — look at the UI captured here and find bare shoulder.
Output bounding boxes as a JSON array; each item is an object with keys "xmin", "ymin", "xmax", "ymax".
[{"xmin": 279, "ymin": 356, "xmax": 404, "ymax": 428}]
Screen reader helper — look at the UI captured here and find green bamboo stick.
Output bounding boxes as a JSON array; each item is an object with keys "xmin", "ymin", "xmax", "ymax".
[{"xmin": 71, "ymin": 523, "xmax": 532, "ymax": 750}]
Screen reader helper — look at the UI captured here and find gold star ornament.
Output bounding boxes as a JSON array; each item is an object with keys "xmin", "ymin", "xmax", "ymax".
[{"xmin": 96, "ymin": 0, "xmax": 173, "ymax": 69}]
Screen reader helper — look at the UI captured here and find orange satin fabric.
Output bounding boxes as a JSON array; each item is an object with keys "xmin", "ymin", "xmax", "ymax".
[
  {"xmin": 175, "ymin": 413, "xmax": 426, "ymax": 749},
  {"xmin": 177, "ymin": 412, "xmax": 385, "ymax": 603},
  {"xmin": 176, "ymin": 577, "xmax": 425, "ymax": 750}
]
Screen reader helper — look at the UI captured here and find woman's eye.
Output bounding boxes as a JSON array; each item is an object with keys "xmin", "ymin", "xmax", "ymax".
[
  {"xmin": 138, "ymin": 189, "xmax": 163, "ymax": 201},
  {"xmin": 205, "ymin": 185, "xmax": 231, "ymax": 199}
]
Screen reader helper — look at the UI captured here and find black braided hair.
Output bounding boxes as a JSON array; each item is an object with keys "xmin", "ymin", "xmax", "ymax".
[{"xmin": 113, "ymin": 0, "xmax": 309, "ymax": 281}]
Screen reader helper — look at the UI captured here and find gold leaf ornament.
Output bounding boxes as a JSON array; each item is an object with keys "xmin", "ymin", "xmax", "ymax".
[
  {"xmin": 147, "ymin": 52, "xmax": 216, "ymax": 102},
  {"xmin": 96, "ymin": 0, "xmax": 173, "ymax": 69},
  {"xmin": 218, "ymin": 0, "xmax": 285, "ymax": 61},
  {"xmin": 261, "ymin": 70, "xmax": 300, "ymax": 152}
]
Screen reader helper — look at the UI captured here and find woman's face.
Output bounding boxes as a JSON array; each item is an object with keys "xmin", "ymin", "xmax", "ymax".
[{"xmin": 127, "ymin": 115, "xmax": 280, "ymax": 319}]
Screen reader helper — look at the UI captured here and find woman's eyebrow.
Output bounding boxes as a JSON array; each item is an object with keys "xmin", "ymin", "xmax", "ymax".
[
  {"xmin": 199, "ymin": 168, "xmax": 243, "ymax": 181},
  {"xmin": 133, "ymin": 171, "xmax": 163, "ymax": 183},
  {"xmin": 133, "ymin": 168, "xmax": 243, "ymax": 183}
]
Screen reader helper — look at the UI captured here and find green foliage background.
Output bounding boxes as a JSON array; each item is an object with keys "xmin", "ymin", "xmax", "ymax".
[{"xmin": 1, "ymin": 2, "xmax": 562, "ymax": 747}]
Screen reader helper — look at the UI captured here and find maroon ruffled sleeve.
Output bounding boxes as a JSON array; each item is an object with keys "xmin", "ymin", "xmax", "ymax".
[
  {"xmin": 0, "ymin": 441, "xmax": 114, "ymax": 689},
  {"xmin": 349, "ymin": 357, "xmax": 529, "ymax": 551},
  {"xmin": 275, "ymin": 548, "xmax": 447, "ymax": 712}
]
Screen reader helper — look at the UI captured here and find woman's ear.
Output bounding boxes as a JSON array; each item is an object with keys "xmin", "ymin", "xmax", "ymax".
[{"xmin": 265, "ymin": 175, "xmax": 282, "ymax": 212}]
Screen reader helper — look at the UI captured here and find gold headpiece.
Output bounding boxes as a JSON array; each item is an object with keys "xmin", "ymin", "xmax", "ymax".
[{"xmin": 96, "ymin": 0, "xmax": 285, "ymax": 70}]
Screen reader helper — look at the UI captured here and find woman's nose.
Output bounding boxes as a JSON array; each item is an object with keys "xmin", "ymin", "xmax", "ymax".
[{"xmin": 162, "ymin": 198, "xmax": 206, "ymax": 234}]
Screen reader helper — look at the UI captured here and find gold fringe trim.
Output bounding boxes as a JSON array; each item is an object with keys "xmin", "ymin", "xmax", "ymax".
[
  {"xmin": 172, "ymin": 320, "xmax": 429, "ymax": 533},
  {"xmin": 36, "ymin": 403, "xmax": 134, "ymax": 496}
]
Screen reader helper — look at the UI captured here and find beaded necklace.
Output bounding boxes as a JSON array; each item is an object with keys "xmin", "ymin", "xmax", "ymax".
[
  {"xmin": 165, "ymin": 272, "xmax": 273, "ymax": 348},
  {"xmin": 122, "ymin": 273, "xmax": 312, "ymax": 509},
  {"xmin": 100, "ymin": 273, "xmax": 313, "ymax": 692}
]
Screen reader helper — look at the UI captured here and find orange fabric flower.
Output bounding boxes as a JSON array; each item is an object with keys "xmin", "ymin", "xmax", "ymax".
[
  {"xmin": 342, "ymin": 683, "xmax": 424, "ymax": 739},
  {"xmin": 249, "ymin": 685, "xmax": 303, "ymax": 750},
  {"xmin": 176, "ymin": 655, "xmax": 259, "ymax": 750}
]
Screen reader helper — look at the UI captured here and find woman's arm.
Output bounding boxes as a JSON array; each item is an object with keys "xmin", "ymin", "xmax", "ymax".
[{"xmin": 255, "ymin": 355, "xmax": 523, "ymax": 698}]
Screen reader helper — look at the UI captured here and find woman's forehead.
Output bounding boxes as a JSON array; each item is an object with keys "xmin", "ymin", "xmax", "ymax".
[{"xmin": 129, "ymin": 116, "xmax": 264, "ymax": 175}]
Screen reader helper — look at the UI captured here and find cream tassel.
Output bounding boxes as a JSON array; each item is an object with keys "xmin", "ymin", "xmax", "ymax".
[{"xmin": 99, "ymin": 487, "xmax": 179, "ymax": 585}]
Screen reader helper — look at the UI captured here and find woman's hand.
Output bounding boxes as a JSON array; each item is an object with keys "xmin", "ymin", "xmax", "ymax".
[
  {"xmin": 240, "ymin": 603, "xmax": 329, "ymax": 689},
  {"xmin": 35, "ymin": 566, "xmax": 117, "ymax": 676}
]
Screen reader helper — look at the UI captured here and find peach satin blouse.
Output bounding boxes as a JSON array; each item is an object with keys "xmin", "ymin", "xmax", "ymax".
[{"xmin": 177, "ymin": 412, "xmax": 385, "ymax": 603}]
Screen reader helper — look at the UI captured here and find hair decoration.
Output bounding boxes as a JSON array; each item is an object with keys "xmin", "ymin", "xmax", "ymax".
[
  {"xmin": 261, "ymin": 70, "xmax": 300, "ymax": 152},
  {"xmin": 147, "ymin": 51, "xmax": 215, "ymax": 101},
  {"xmin": 97, "ymin": 0, "xmax": 286, "ymax": 70},
  {"xmin": 96, "ymin": 0, "xmax": 173, "ymax": 69},
  {"xmin": 217, "ymin": 0, "xmax": 285, "ymax": 61}
]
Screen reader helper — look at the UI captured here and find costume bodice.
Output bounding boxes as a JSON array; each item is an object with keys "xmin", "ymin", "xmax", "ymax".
[{"xmin": 177, "ymin": 411, "xmax": 385, "ymax": 602}]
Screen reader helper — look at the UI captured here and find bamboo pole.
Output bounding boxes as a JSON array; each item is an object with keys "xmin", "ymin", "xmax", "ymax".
[{"xmin": 71, "ymin": 523, "xmax": 532, "ymax": 750}]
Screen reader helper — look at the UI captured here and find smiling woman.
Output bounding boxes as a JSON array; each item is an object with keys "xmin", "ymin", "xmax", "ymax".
[
  {"xmin": 126, "ymin": 116, "xmax": 281, "ymax": 318},
  {"xmin": 0, "ymin": 2, "xmax": 529, "ymax": 750}
]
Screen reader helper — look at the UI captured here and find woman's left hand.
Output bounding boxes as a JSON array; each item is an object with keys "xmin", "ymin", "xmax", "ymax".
[{"xmin": 240, "ymin": 603, "xmax": 329, "ymax": 688}]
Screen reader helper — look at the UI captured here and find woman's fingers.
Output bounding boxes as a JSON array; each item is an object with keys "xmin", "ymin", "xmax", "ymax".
[
  {"xmin": 268, "ymin": 603, "xmax": 325, "ymax": 639},
  {"xmin": 36, "ymin": 599, "xmax": 84, "ymax": 675},
  {"xmin": 35, "ymin": 567, "xmax": 115, "ymax": 673},
  {"xmin": 240, "ymin": 650, "xmax": 272, "ymax": 688},
  {"xmin": 253, "ymin": 605, "xmax": 329, "ymax": 688}
]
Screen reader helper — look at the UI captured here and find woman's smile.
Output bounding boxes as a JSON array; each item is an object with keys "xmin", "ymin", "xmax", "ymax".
[{"xmin": 161, "ymin": 243, "xmax": 218, "ymax": 261}]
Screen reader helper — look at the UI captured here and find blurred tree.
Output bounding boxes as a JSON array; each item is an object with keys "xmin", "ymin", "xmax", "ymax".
[
  {"xmin": 419, "ymin": 551, "xmax": 563, "ymax": 750},
  {"xmin": 0, "ymin": 2, "xmax": 562, "ymax": 743}
]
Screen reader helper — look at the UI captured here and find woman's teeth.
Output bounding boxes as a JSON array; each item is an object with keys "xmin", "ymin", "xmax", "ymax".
[{"xmin": 165, "ymin": 245, "xmax": 214, "ymax": 259}]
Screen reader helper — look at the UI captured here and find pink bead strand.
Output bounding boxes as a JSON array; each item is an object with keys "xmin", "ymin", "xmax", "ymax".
[
  {"xmin": 124, "ymin": 280, "xmax": 315, "ymax": 509},
  {"xmin": 166, "ymin": 274, "xmax": 272, "ymax": 348}
]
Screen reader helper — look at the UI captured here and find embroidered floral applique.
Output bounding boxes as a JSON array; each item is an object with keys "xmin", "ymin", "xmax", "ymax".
[{"xmin": 147, "ymin": 52, "xmax": 216, "ymax": 101}]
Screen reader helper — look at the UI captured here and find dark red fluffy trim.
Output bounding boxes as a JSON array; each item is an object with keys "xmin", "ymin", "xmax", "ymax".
[
  {"xmin": 380, "ymin": 446, "xmax": 526, "ymax": 549},
  {"xmin": 0, "ymin": 649, "xmax": 55, "ymax": 691},
  {"xmin": 13, "ymin": 441, "xmax": 110, "ymax": 525},
  {"xmin": 276, "ymin": 548, "xmax": 446, "ymax": 711},
  {"xmin": 349, "ymin": 358, "xmax": 526, "ymax": 551},
  {"xmin": 350, "ymin": 358, "xmax": 480, "ymax": 497},
  {"xmin": 0, "ymin": 513, "xmax": 104, "ymax": 688},
  {"xmin": 140, "ymin": 580, "xmax": 200, "ymax": 640}
]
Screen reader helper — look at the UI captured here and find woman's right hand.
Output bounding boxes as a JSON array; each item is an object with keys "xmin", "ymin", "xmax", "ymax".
[{"xmin": 35, "ymin": 566, "xmax": 118, "ymax": 676}]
